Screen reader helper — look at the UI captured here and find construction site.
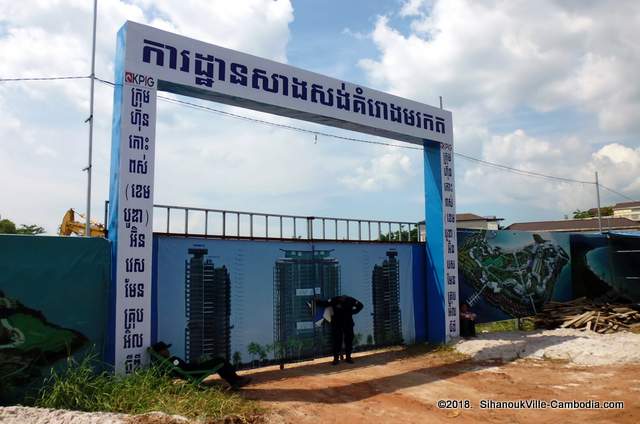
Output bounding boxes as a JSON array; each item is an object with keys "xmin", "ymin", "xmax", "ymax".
[{"xmin": 1, "ymin": 1, "xmax": 640, "ymax": 423}]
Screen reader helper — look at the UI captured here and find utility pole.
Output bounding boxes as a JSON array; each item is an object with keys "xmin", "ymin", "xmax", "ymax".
[
  {"xmin": 85, "ymin": 0, "xmax": 98, "ymax": 236},
  {"xmin": 595, "ymin": 171, "xmax": 602, "ymax": 233}
]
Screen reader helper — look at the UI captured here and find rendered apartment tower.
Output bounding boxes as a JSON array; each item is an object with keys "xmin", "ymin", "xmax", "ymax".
[
  {"xmin": 371, "ymin": 249, "xmax": 402, "ymax": 345},
  {"xmin": 273, "ymin": 249, "xmax": 340, "ymax": 360},
  {"xmin": 184, "ymin": 247, "xmax": 231, "ymax": 362}
]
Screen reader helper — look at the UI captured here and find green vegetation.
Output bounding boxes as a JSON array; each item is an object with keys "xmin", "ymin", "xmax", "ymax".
[
  {"xmin": 34, "ymin": 353, "xmax": 260, "ymax": 421},
  {"xmin": 232, "ymin": 351, "xmax": 242, "ymax": 368},
  {"xmin": 0, "ymin": 217, "xmax": 45, "ymax": 235},
  {"xmin": 379, "ymin": 227, "xmax": 419, "ymax": 242},
  {"xmin": 401, "ymin": 342, "xmax": 467, "ymax": 361},
  {"xmin": 476, "ymin": 318, "xmax": 535, "ymax": 333},
  {"xmin": 573, "ymin": 207, "xmax": 613, "ymax": 219}
]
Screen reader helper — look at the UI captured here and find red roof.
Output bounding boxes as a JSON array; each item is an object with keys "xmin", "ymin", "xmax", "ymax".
[
  {"xmin": 456, "ymin": 213, "xmax": 503, "ymax": 222},
  {"xmin": 506, "ymin": 217, "xmax": 640, "ymax": 232},
  {"xmin": 613, "ymin": 201, "xmax": 640, "ymax": 209}
]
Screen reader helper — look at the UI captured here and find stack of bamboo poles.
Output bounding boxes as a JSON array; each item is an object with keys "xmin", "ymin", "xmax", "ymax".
[{"xmin": 534, "ymin": 297, "xmax": 640, "ymax": 333}]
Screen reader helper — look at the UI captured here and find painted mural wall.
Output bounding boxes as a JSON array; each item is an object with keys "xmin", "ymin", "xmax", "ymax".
[
  {"xmin": 456, "ymin": 230, "xmax": 573, "ymax": 323},
  {"xmin": 0, "ymin": 228, "xmax": 634, "ymax": 388},
  {"xmin": 154, "ymin": 237, "xmax": 418, "ymax": 366},
  {"xmin": 0, "ymin": 235, "xmax": 110, "ymax": 397},
  {"xmin": 571, "ymin": 232, "xmax": 640, "ymax": 302}
]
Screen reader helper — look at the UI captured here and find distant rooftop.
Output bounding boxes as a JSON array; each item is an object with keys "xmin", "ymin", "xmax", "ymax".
[
  {"xmin": 613, "ymin": 201, "xmax": 640, "ymax": 209},
  {"xmin": 506, "ymin": 217, "xmax": 640, "ymax": 232},
  {"xmin": 455, "ymin": 213, "xmax": 504, "ymax": 222},
  {"xmin": 417, "ymin": 213, "xmax": 503, "ymax": 225}
]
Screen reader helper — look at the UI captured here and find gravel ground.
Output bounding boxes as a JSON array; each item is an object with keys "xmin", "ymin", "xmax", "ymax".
[
  {"xmin": 0, "ymin": 407, "xmax": 191, "ymax": 424},
  {"xmin": 454, "ymin": 328, "xmax": 640, "ymax": 365}
]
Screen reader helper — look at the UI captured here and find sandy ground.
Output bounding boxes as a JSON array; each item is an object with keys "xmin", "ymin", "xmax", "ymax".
[
  {"xmin": 454, "ymin": 328, "xmax": 640, "ymax": 365},
  {"xmin": 241, "ymin": 331, "xmax": 640, "ymax": 424},
  {"xmin": 4, "ymin": 330, "xmax": 640, "ymax": 423}
]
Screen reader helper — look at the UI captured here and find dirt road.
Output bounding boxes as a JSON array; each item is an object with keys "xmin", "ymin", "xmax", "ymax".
[{"xmin": 240, "ymin": 346, "xmax": 640, "ymax": 424}]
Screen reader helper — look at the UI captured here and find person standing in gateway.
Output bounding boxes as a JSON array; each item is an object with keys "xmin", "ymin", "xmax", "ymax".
[{"xmin": 316, "ymin": 295, "xmax": 364, "ymax": 365}]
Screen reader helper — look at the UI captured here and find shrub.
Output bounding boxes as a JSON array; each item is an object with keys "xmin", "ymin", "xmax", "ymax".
[{"xmin": 35, "ymin": 353, "xmax": 259, "ymax": 421}]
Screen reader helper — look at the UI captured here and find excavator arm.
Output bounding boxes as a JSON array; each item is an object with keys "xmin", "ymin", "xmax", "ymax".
[{"xmin": 59, "ymin": 209, "xmax": 106, "ymax": 237}]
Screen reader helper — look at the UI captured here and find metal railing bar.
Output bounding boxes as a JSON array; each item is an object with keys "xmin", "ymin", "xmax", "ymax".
[{"xmin": 104, "ymin": 200, "xmax": 424, "ymax": 242}]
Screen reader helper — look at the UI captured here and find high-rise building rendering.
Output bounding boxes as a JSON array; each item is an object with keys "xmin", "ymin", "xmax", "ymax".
[
  {"xmin": 185, "ymin": 247, "xmax": 231, "ymax": 363},
  {"xmin": 371, "ymin": 250, "xmax": 402, "ymax": 345},
  {"xmin": 273, "ymin": 249, "xmax": 340, "ymax": 360}
]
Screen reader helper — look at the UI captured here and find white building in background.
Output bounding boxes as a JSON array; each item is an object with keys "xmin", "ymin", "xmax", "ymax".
[
  {"xmin": 418, "ymin": 213, "xmax": 503, "ymax": 240},
  {"xmin": 456, "ymin": 213, "xmax": 504, "ymax": 230},
  {"xmin": 613, "ymin": 201, "xmax": 640, "ymax": 221}
]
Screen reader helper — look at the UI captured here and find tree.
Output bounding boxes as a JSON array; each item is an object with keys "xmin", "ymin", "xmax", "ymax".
[
  {"xmin": 271, "ymin": 340, "xmax": 287, "ymax": 361},
  {"xmin": 0, "ymin": 217, "xmax": 45, "ymax": 235},
  {"xmin": 573, "ymin": 207, "xmax": 613, "ymax": 219},
  {"xmin": 353, "ymin": 333, "xmax": 363, "ymax": 349},
  {"xmin": 287, "ymin": 337, "xmax": 304, "ymax": 360},
  {"xmin": 17, "ymin": 224, "xmax": 45, "ymax": 235},
  {"xmin": 0, "ymin": 219, "xmax": 16, "ymax": 234},
  {"xmin": 247, "ymin": 342, "xmax": 261, "ymax": 367},
  {"xmin": 379, "ymin": 227, "xmax": 418, "ymax": 242},
  {"xmin": 258, "ymin": 344, "xmax": 269, "ymax": 364},
  {"xmin": 232, "ymin": 351, "xmax": 242, "ymax": 368},
  {"xmin": 366, "ymin": 334, "xmax": 374, "ymax": 346}
]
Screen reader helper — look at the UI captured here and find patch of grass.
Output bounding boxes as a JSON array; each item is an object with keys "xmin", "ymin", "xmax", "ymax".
[
  {"xmin": 33, "ymin": 353, "xmax": 260, "ymax": 422},
  {"xmin": 477, "ymin": 318, "xmax": 535, "ymax": 333},
  {"xmin": 400, "ymin": 343, "xmax": 468, "ymax": 361}
]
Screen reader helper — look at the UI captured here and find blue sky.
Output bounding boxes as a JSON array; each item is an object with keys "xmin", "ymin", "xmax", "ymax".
[{"xmin": 1, "ymin": 0, "xmax": 639, "ymax": 233}]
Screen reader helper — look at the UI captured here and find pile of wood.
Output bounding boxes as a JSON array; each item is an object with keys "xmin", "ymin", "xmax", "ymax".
[{"xmin": 534, "ymin": 297, "xmax": 640, "ymax": 333}]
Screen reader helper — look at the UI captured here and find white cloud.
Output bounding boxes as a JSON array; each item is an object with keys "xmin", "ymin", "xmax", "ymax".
[
  {"xmin": 399, "ymin": 0, "xmax": 433, "ymax": 18},
  {"xmin": 456, "ymin": 129, "xmax": 639, "ymax": 218},
  {"xmin": 361, "ymin": 0, "xmax": 640, "ymax": 133},
  {"xmin": 341, "ymin": 27, "xmax": 366, "ymax": 40},
  {"xmin": 340, "ymin": 150, "xmax": 416, "ymax": 192},
  {"xmin": 356, "ymin": 0, "xmax": 640, "ymax": 222},
  {"xmin": 590, "ymin": 143, "xmax": 640, "ymax": 195},
  {"xmin": 0, "ymin": 0, "xmax": 296, "ymax": 233}
]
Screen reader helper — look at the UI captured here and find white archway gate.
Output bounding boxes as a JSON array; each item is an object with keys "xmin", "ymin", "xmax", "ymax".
[{"xmin": 108, "ymin": 21, "xmax": 458, "ymax": 373}]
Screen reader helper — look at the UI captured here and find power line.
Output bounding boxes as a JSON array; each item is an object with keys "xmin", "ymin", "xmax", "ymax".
[
  {"xmin": 10, "ymin": 75, "xmax": 636, "ymax": 199},
  {"xmin": 452, "ymin": 152, "xmax": 594, "ymax": 184},
  {"xmin": 154, "ymin": 93, "xmax": 613, "ymax": 187},
  {"xmin": 0, "ymin": 75, "xmax": 90, "ymax": 82},
  {"xmin": 95, "ymin": 76, "xmax": 634, "ymax": 191},
  {"xmin": 599, "ymin": 184, "xmax": 635, "ymax": 201},
  {"xmin": 159, "ymin": 94, "xmax": 411, "ymax": 151}
]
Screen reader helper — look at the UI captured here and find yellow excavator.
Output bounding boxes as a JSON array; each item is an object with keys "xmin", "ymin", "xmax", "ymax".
[{"xmin": 59, "ymin": 209, "xmax": 106, "ymax": 237}]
